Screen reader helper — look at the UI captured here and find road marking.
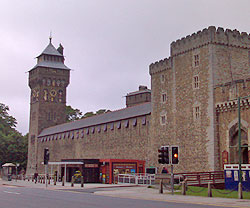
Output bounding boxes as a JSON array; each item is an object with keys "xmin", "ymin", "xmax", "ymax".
[{"xmin": 3, "ymin": 191, "xmax": 20, "ymax": 195}]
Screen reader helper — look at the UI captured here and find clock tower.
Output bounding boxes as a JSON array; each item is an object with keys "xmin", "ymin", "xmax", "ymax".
[{"xmin": 27, "ymin": 38, "xmax": 70, "ymax": 174}]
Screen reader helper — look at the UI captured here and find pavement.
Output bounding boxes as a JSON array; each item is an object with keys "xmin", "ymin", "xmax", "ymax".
[{"xmin": 0, "ymin": 178, "xmax": 250, "ymax": 208}]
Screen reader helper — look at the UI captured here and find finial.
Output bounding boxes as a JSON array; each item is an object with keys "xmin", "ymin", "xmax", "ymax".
[{"xmin": 49, "ymin": 31, "xmax": 52, "ymax": 44}]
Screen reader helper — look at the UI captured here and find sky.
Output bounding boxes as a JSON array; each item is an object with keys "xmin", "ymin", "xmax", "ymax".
[{"xmin": 1, "ymin": 0, "xmax": 250, "ymax": 135}]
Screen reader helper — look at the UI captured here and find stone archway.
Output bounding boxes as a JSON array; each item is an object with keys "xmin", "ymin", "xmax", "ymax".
[{"xmin": 229, "ymin": 123, "xmax": 248, "ymax": 164}]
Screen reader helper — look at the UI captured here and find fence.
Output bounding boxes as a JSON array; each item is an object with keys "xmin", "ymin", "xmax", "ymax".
[
  {"xmin": 176, "ymin": 171, "xmax": 224, "ymax": 187},
  {"xmin": 117, "ymin": 173, "xmax": 155, "ymax": 185}
]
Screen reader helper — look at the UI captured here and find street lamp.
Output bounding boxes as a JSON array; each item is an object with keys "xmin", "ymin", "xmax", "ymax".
[{"xmin": 16, "ymin": 163, "xmax": 20, "ymax": 181}]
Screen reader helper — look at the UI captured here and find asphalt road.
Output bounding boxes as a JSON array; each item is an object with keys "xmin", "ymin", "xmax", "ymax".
[{"xmin": 0, "ymin": 185, "xmax": 237, "ymax": 208}]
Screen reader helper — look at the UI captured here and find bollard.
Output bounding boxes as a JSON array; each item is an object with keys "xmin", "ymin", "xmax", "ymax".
[
  {"xmin": 238, "ymin": 182, "xmax": 243, "ymax": 199},
  {"xmin": 81, "ymin": 176, "xmax": 84, "ymax": 188},
  {"xmin": 208, "ymin": 182, "xmax": 212, "ymax": 197},
  {"xmin": 71, "ymin": 176, "xmax": 74, "ymax": 187},
  {"xmin": 48, "ymin": 176, "xmax": 50, "ymax": 185},
  {"xmin": 62, "ymin": 176, "xmax": 65, "ymax": 186},
  {"xmin": 181, "ymin": 181, "xmax": 186, "ymax": 195},
  {"xmin": 54, "ymin": 176, "xmax": 56, "ymax": 186},
  {"xmin": 159, "ymin": 179, "xmax": 163, "ymax": 194}
]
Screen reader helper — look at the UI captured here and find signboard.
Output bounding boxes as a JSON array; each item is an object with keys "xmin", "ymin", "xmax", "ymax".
[{"xmin": 85, "ymin": 164, "xmax": 98, "ymax": 168}]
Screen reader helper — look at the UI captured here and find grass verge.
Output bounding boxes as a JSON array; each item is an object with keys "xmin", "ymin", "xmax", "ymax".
[{"xmin": 173, "ymin": 186, "xmax": 250, "ymax": 199}]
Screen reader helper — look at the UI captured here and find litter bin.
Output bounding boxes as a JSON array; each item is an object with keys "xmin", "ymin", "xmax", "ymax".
[
  {"xmin": 224, "ymin": 164, "xmax": 250, "ymax": 191},
  {"xmin": 8, "ymin": 174, "xmax": 12, "ymax": 181}
]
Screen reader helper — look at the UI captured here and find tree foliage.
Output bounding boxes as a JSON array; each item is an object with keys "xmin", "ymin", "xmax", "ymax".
[
  {"xmin": 0, "ymin": 103, "xmax": 27, "ymax": 170},
  {"xmin": 66, "ymin": 106, "xmax": 111, "ymax": 122},
  {"xmin": 65, "ymin": 105, "xmax": 83, "ymax": 122}
]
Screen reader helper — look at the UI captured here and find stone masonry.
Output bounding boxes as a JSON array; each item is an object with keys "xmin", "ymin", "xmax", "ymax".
[{"xmin": 27, "ymin": 26, "xmax": 250, "ymax": 175}]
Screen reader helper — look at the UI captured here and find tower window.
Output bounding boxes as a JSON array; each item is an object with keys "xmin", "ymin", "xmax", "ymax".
[
  {"xmin": 161, "ymin": 74, "xmax": 165, "ymax": 83},
  {"xmin": 162, "ymin": 93, "xmax": 167, "ymax": 103},
  {"xmin": 194, "ymin": 54, "xmax": 199, "ymax": 67},
  {"xmin": 193, "ymin": 75, "xmax": 199, "ymax": 89},
  {"xmin": 194, "ymin": 106, "xmax": 200, "ymax": 120},
  {"xmin": 160, "ymin": 115, "xmax": 166, "ymax": 125},
  {"xmin": 160, "ymin": 111, "xmax": 167, "ymax": 126}
]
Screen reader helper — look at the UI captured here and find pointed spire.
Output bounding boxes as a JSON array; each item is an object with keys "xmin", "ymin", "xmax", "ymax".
[{"xmin": 49, "ymin": 31, "xmax": 52, "ymax": 44}]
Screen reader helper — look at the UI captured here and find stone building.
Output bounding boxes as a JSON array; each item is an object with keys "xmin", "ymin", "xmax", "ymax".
[
  {"xmin": 149, "ymin": 26, "xmax": 250, "ymax": 172},
  {"xmin": 27, "ymin": 26, "xmax": 250, "ymax": 178}
]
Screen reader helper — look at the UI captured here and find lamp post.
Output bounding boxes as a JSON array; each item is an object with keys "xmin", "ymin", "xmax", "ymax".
[
  {"xmin": 237, "ymin": 96, "xmax": 242, "ymax": 184},
  {"xmin": 16, "ymin": 163, "xmax": 20, "ymax": 181}
]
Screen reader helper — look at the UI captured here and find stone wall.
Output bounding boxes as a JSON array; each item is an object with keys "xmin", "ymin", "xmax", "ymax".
[{"xmin": 37, "ymin": 115, "xmax": 150, "ymax": 173}]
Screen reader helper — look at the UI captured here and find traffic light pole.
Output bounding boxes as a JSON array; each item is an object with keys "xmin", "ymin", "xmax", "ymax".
[
  {"xmin": 45, "ymin": 164, "xmax": 48, "ymax": 188},
  {"xmin": 171, "ymin": 164, "xmax": 174, "ymax": 195}
]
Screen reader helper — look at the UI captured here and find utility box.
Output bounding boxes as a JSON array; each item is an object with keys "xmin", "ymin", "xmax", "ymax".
[{"xmin": 224, "ymin": 164, "xmax": 250, "ymax": 191}]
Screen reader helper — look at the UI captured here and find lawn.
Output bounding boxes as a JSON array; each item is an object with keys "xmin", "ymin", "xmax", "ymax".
[{"xmin": 173, "ymin": 186, "xmax": 250, "ymax": 199}]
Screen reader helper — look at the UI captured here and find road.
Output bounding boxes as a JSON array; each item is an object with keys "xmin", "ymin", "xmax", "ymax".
[{"xmin": 0, "ymin": 185, "xmax": 238, "ymax": 208}]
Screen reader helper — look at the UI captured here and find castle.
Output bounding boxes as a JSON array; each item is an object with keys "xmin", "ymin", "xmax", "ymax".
[{"xmin": 27, "ymin": 26, "xmax": 250, "ymax": 182}]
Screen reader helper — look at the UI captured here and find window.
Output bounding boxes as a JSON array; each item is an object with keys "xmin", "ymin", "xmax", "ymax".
[
  {"xmin": 194, "ymin": 54, "xmax": 199, "ymax": 67},
  {"xmin": 133, "ymin": 118, "xmax": 137, "ymax": 126},
  {"xmin": 103, "ymin": 124, "xmax": 107, "ymax": 132},
  {"xmin": 162, "ymin": 93, "xmax": 167, "ymax": 103},
  {"xmin": 71, "ymin": 131, "xmax": 74, "ymax": 139},
  {"xmin": 117, "ymin": 121, "xmax": 121, "ymax": 129},
  {"xmin": 194, "ymin": 106, "xmax": 200, "ymax": 120},
  {"xmin": 161, "ymin": 74, "xmax": 165, "ymax": 83},
  {"xmin": 193, "ymin": 76, "xmax": 199, "ymax": 89},
  {"xmin": 142, "ymin": 117, "xmax": 146, "ymax": 125},
  {"xmin": 161, "ymin": 115, "xmax": 166, "ymax": 125},
  {"xmin": 110, "ymin": 123, "xmax": 114, "ymax": 130},
  {"xmin": 80, "ymin": 129, "xmax": 84, "ymax": 138},
  {"xmin": 124, "ymin": 120, "xmax": 129, "ymax": 128}
]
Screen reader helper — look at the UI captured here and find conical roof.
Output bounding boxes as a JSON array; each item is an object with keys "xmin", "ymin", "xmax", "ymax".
[
  {"xmin": 37, "ymin": 42, "xmax": 63, "ymax": 57},
  {"xmin": 31, "ymin": 39, "xmax": 71, "ymax": 71}
]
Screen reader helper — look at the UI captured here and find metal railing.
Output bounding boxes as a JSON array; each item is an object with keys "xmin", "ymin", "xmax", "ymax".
[{"xmin": 117, "ymin": 173, "xmax": 155, "ymax": 185}]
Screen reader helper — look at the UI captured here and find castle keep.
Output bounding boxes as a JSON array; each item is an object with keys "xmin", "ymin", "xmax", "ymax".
[{"xmin": 27, "ymin": 26, "xmax": 250, "ymax": 181}]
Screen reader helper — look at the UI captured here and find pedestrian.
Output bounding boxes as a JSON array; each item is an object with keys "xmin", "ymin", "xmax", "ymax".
[
  {"xmin": 161, "ymin": 167, "xmax": 168, "ymax": 174},
  {"xmin": 34, "ymin": 172, "xmax": 38, "ymax": 183}
]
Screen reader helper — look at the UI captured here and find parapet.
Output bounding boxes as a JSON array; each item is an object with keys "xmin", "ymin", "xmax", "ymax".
[
  {"xmin": 171, "ymin": 26, "xmax": 250, "ymax": 56},
  {"xmin": 149, "ymin": 57, "xmax": 172, "ymax": 75}
]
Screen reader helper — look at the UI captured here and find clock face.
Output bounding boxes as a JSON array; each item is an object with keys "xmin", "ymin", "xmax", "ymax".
[{"xmin": 50, "ymin": 89, "xmax": 57, "ymax": 97}]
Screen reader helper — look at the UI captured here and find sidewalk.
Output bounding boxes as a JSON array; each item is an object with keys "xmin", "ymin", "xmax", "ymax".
[{"xmin": 1, "ymin": 179, "xmax": 250, "ymax": 208}]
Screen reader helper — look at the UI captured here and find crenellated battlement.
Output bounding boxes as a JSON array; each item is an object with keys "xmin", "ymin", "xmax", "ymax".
[
  {"xmin": 171, "ymin": 26, "xmax": 250, "ymax": 56},
  {"xmin": 149, "ymin": 57, "xmax": 172, "ymax": 75}
]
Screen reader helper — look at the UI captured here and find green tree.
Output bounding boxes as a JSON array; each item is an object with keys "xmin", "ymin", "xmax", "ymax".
[
  {"xmin": 83, "ymin": 112, "xmax": 95, "ymax": 118},
  {"xmin": 0, "ymin": 103, "xmax": 28, "ymax": 170},
  {"xmin": 96, "ymin": 109, "xmax": 111, "ymax": 115},
  {"xmin": 65, "ymin": 105, "xmax": 83, "ymax": 122},
  {"xmin": 65, "ymin": 105, "xmax": 111, "ymax": 121},
  {"xmin": 0, "ymin": 103, "xmax": 17, "ymax": 135}
]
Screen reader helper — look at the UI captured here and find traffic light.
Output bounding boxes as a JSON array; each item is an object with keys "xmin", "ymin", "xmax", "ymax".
[
  {"xmin": 44, "ymin": 148, "xmax": 50, "ymax": 165},
  {"xmin": 158, "ymin": 146, "xmax": 169, "ymax": 164},
  {"xmin": 172, "ymin": 146, "xmax": 179, "ymax": 164}
]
